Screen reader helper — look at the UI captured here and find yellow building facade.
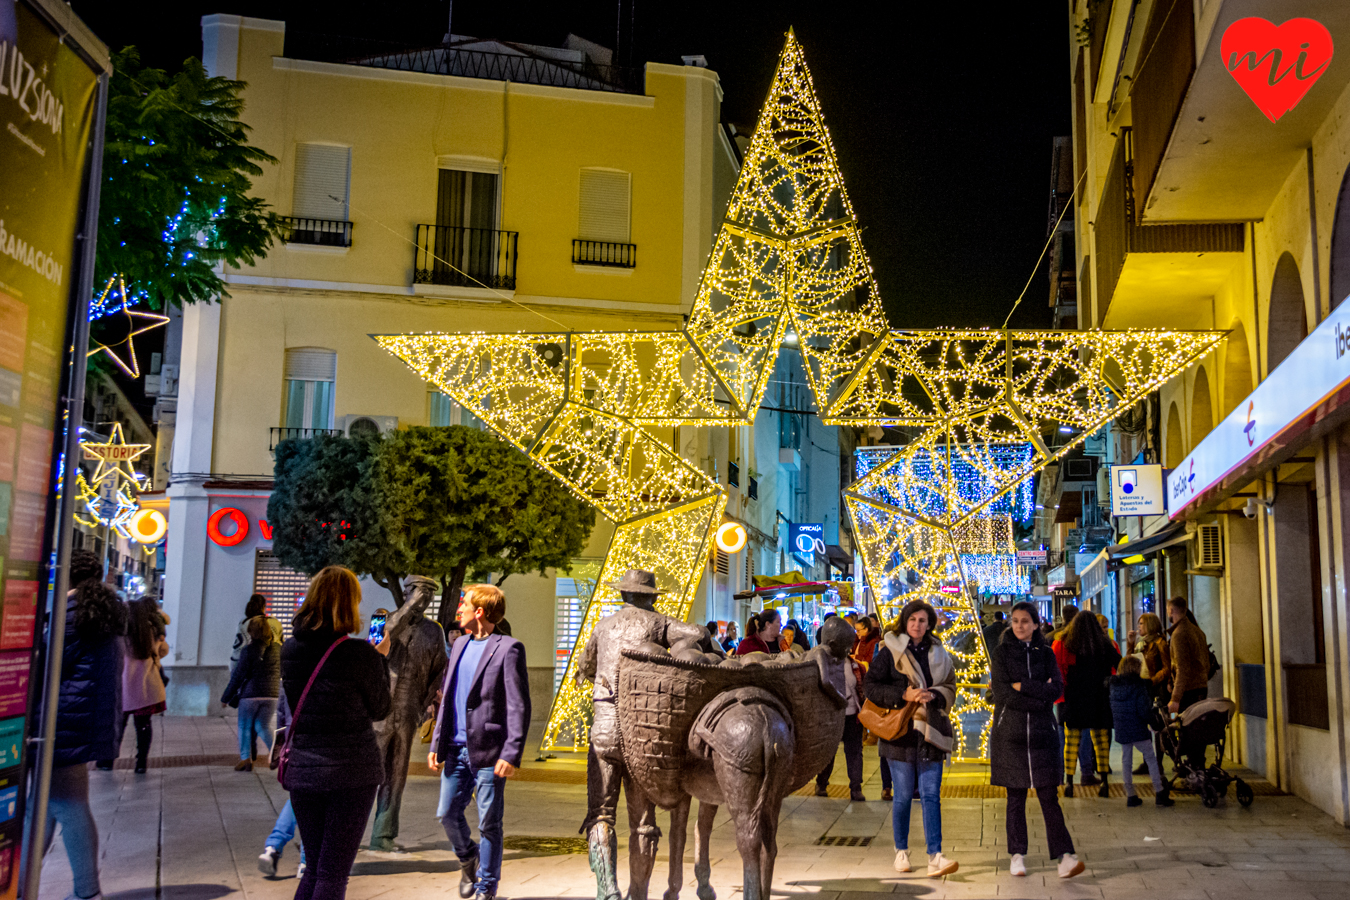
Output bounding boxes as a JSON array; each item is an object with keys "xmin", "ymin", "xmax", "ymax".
[{"xmin": 160, "ymin": 15, "xmax": 737, "ymax": 715}]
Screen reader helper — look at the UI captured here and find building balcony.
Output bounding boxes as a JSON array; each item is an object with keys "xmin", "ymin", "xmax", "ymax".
[
  {"xmin": 1130, "ymin": 0, "xmax": 1350, "ymax": 223},
  {"xmin": 269, "ymin": 427, "xmax": 343, "ymax": 450},
  {"xmin": 1095, "ymin": 128, "xmax": 1245, "ymax": 328},
  {"xmin": 573, "ymin": 239, "xmax": 636, "ymax": 268},
  {"xmin": 280, "ymin": 216, "xmax": 353, "ymax": 248},
  {"xmin": 414, "ymin": 225, "xmax": 518, "ymax": 290}
]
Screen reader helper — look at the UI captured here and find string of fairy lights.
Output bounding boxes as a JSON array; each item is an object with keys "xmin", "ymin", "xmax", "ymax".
[{"xmin": 376, "ymin": 34, "xmax": 1224, "ymax": 759}]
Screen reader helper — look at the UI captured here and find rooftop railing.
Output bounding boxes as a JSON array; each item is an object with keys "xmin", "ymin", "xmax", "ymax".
[{"xmin": 285, "ymin": 32, "xmax": 645, "ymax": 95}]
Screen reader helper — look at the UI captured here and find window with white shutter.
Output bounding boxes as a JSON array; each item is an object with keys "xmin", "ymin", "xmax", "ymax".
[
  {"xmin": 293, "ymin": 144, "xmax": 351, "ymax": 220},
  {"xmin": 578, "ymin": 169, "xmax": 631, "ymax": 243},
  {"xmin": 283, "ymin": 348, "xmax": 336, "ymax": 430}
]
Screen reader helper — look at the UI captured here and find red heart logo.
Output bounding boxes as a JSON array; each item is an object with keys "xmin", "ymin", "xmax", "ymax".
[{"xmin": 1222, "ymin": 17, "xmax": 1334, "ymax": 123}]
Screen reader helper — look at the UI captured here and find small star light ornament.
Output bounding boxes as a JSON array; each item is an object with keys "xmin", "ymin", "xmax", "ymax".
[
  {"xmin": 375, "ymin": 34, "xmax": 1224, "ymax": 757},
  {"xmin": 80, "ymin": 422, "xmax": 151, "ymax": 490},
  {"xmin": 87, "ymin": 275, "xmax": 170, "ymax": 377}
]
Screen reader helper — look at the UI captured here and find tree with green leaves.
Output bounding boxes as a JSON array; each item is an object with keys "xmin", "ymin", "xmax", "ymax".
[
  {"xmin": 267, "ymin": 434, "xmax": 404, "ymax": 604},
  {"xmin": 373, "ymin": 426, "xmax": 597, "ymax": 626},
  {"xmin": 96, "ymin": 47, "xmax": 278, "ymax": 310},
  {"xmin": 268, "ymin": 428, "xmax": 597, "ymax": 619}
]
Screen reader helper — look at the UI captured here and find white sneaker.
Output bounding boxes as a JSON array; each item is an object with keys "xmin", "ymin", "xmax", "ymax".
[
  {"xmin": 1010, "ymin": 853, "xmax": 1026, "ymax": 876},
  {"xmin": 1058, "ymin": 853, "xmax": 1085, "ymax": 878},
  {"xmin": 297, "ymin": 861, "xmax": 307, "ymax": 880},
  {"xmin": 893, "ymin": 849, "xmax": 911, "ymax": 872},
  {"xmin": 927, "ymin": 853, "xmax": 959, "ymax": 878},
  {"xmin": 257, "ymin": 846, "xmax": 280, "ymax": 876}
]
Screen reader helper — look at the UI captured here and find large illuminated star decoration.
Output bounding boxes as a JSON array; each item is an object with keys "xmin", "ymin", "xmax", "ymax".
[
  {"xmin": 375, "ymin": 34, "xmax": 1223, "ymax": 759},
  {"xmin": 88, "ymin": 275, "xmax": 170, "ymax": 377}
]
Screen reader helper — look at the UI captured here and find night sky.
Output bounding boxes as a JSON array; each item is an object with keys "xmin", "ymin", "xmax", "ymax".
[{"xmin": 75, "ymin": 1, "xmax": 1072, "ymax": 329}]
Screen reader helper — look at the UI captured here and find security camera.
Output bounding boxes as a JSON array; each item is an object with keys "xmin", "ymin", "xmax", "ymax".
[{"xmin": 1243, "ymin": 497, "xmax": 1259, "ymax": 519}]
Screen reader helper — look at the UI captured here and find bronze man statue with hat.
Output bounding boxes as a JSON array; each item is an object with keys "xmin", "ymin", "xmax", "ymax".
[{"xmin": 577, "ymin": 569, "xmax": 722, "ymax": 900}]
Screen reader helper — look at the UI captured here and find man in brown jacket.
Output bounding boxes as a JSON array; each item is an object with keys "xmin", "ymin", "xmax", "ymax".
[{"xmin": 1166, "ymin": 597, "xmax": 1210, "ymax": 715}]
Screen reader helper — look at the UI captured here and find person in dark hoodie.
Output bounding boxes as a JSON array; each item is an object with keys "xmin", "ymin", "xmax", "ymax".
[
  {"xmin": 281, "ymin": 566, "xmax": 391, "ymax": 900},
  {"xmin": 21, "ymin": 549, "xmax": 128, "ymax": 900},
  {"xmin": 989, "ymin": 602, "xmax": 1084, "ymax": 879},
  {"xmin": 222, "ymin": 615, "xmax": 282, "ymax": 771},
  {"xmin": 1109, "ymin": 655, "xmax": 1173, "ymax": 807}
]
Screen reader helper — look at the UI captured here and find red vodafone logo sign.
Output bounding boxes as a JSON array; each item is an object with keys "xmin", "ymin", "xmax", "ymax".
[{"xmin": 207, "ymin": 508, "xmax": 273, "ymax": 546}]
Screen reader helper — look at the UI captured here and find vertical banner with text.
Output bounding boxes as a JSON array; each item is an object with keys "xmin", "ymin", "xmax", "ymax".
[{"xmin": 0, "ymin": 0, "xmax": 100, "ymax": 894}]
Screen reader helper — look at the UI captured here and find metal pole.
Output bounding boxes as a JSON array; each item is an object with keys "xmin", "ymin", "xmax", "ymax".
[{"xmin": 22, "ymin": 69, "xmax": 108, "ymax": 900}]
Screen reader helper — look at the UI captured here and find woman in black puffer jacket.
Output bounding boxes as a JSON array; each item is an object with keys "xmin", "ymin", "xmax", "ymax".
[
  {"xmin": 282, "ymin": 566, "xmax": 391, "ymax": 900},
  {"xmin": 22, "ymin": 550, "xmax": 128, "ymax": 900},
  {"xmin": 989, "ymin": 602, "xmax": 1083, "ymax": 880}
]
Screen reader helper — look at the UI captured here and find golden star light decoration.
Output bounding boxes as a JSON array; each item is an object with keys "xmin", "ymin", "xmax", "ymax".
[
  {"xmin": 80, "ymin": 422, "xmax": 151, "ymax": 488},
  {"xmin": 376, "ymin": 34, "xmax": 1223, "ymax": 758}
]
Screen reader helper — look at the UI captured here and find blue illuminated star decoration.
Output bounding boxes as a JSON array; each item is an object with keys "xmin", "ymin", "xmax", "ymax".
[{"xmin": 87, "ymin": 276, "xmax": 170, "ymax": 377}]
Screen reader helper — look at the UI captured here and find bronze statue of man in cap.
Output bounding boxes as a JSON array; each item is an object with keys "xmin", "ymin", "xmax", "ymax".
[{"xmin": 578, "ymin": 569, "xmax": 719, "ymax": 900}]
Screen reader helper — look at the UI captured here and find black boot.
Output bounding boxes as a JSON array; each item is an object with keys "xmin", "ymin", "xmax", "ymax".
[
  {"xmin": 1097, "ymin": 776, "xmax": 1110, "ymax": 798},
  {"xmin": 1063, "ymin": 775, "xmax": 1074, "ymax": 798},
  {"xmin": 134, "ymin": 715, "xmax": 152, "ymax": 773}
]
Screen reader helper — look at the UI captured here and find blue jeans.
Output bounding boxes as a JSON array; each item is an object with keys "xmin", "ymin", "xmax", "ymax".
[
  {"xmin": 19, "ymin": 764, "xmax": 100, "ymax": 899},
  {"xmin": 266, "ymin": 798, "xmax": 306, "ymax": 864},
  {"xmin": 238, "ymin": 697, "xmax": 278, "ymax": 760},
  {"xmin": 437, "ymin": 745, "xmax": 506, "ymax": 895},
  {"xmin": 887, "ymin": 757, "xmax": 944, "ymax": 855}
]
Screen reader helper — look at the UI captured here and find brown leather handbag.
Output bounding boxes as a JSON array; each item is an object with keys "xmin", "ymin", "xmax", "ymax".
[{"xmin": 858, "ymin": 697, "xmax": 919, "ymax": 741}]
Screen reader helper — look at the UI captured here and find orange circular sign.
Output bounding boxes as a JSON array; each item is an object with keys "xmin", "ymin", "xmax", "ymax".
[
  {"xmin": 207, "ymin": 507, "xmax": 249, "ymax": 547},
  {"xmin": 130, "ymin": 508, "xmax": 167, "ymax": 544},
  {"xmin": 715, "ymin": 522, "xmax": 747, "ymax": 554}
]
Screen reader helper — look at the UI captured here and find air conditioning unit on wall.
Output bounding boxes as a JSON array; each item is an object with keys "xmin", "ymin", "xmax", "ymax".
[{"xmin": 342, "ymin": 414, "xmax": 398, "ymax": 438}]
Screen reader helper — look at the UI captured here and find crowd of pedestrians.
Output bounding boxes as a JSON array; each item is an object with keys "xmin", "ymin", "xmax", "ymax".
[{"xmin": 35, "ymin": 556, "xmax": 1226, "ymax": 900}]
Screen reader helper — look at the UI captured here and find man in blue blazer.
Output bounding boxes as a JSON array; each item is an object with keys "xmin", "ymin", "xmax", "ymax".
[{"xmin": 429, "ymin": 584, "xmax": 531, "ymax": 900}]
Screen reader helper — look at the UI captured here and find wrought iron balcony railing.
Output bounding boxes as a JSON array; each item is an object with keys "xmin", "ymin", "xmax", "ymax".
[
  {"xmin": 280, "ymin": 216, "xmax": 353, "ymax": 248},
  {"xmin": 285, "ymin": 33, "xmax": 645, "ymax": 95},
  {"xmin": 414, "ymin": 225, "xmax": 518, "ymax": 290},
  {"xmin": 270, "ymin": 427, "xmax": 343, "ymax": 451},
  {"xmin": 573, "ymin": 239, "xmax": 636, "ymax": 268}
]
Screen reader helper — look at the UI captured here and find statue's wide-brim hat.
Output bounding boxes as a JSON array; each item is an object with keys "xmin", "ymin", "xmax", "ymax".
[{"xmin": 608, "ymin": 569, "xmax": 665, "ymax": 595}]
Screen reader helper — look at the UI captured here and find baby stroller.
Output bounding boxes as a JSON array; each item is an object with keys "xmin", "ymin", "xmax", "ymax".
[{"xmin": 1153, "ymin": 697, "xmax": 1254, "ymax": 808}]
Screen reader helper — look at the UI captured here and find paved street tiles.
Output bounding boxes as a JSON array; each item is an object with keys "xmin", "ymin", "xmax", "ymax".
[{"xmin": 30, "ymin": 717, "xmax": 1350, "ymax": 900}]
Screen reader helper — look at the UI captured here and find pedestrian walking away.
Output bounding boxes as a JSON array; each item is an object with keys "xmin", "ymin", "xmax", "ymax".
[
  {"xmin": 864, "ymin": 599, "xmax": 958, "ymax": 879},
  {"xmin": 222, "ymin": 615, "xmax": 281, "ymax": 771},
  {"xmin": 1052, "ymin": 609, "xmax": 1120, "ymax": 797},
  {"xmin": 258, "ymin": 798, "xmax": 308, "ymax": 879},
  {"xmin": 280, "ymin": 566, "xmax": 392, "ymax": 900},
  {"xmin": 814, "ymin": 619, "xmax": 865, "ymax": 801},
  {"xmin": 20, "ymin": 549, "xmax": 129, "ymax": 900},
  {"xmin": 981, "ymin": 611, "xmax": 1006, "ymax": 651},
  {"xmin": 430, "ymin": 584, "xmax": 531, "ymax": 900},
  {"xmin": 232, "ymin": 592, "xmax": 283, "ymax": 671},
  {"xmin": 989, "ymin": 602, "xmax": 1084, "ymax": 879},
  {"xmin": 1126, "ymin": 612, "xmax": 1171, "ymax": 773},
  {"xmin": 122, "ymin": 597, "xmax": 170, "ymax": 774},
  {"xmin": 1109, "ymin": 656, "xmax": 1173, "ymax": 807}
]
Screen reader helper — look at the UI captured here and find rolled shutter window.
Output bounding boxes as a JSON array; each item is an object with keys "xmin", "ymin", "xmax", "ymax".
[
  {"xmin": 293, "ymin": 144, "xmax": 351, "ymax": 220},
  {"xmin": 285, "ymin": 348, "xmax": 337, "ymax": 382},
  {"xmin": 578, "ymin": 169, "xmax": 630, "ymax": 243}
]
